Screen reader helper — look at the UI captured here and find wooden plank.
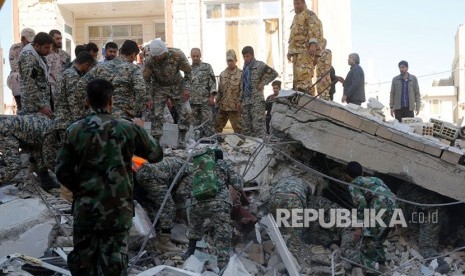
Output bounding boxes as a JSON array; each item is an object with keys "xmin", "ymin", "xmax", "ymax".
[
  {"xmin": 329, "ymin": 107, "xmax": 348, "ymax": 122},
  {"xmin": 360, "ymin": 119, "xmax": 379, "ymax": 135},
  {"xmin": 376, "ymin": 125, "xmax": 393, "ymax": 140}
]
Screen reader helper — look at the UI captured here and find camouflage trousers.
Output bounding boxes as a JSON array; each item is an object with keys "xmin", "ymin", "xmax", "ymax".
[
  {"xmin": 191, "ymin": 103, "xmax": 215, "ymax": 138},
  {"xmin": 241, "ymin": 100, "xmax": 266, "ymax": 138},
  {"xmin": 0, "ymin": 135, "xmax": 21, "ymax": 184},
  {"xmin": 292, "ymin": 53, "xmax": 315, "ymax": 95},
  {"xmin": 316, "ymin": 75, "xmax": 331, "ymax": 100},
  {"xmin": 151, "ymin": 93, "xmax": 190, "ymax": 139},
  {"xmin": 68, "ymin": 229, "xmax": 129, "ymax": 276},
  {"xmin": 269, "ymin": 193, "xmax": 303, "ymax": 256},
  {"xmin": 215, "ymin": 110, "xmax": 242, "ymax": 134},
  {"xmin": 360, "ymin": 210, "xmax": 393, "ymax": 269},
  {"xmin": 188, "ymin": 200, "xmax": 232, "ymax": 268},
  {"xmin": 305, "ymin": 196, "xmax": 344, "ymax": 246}
]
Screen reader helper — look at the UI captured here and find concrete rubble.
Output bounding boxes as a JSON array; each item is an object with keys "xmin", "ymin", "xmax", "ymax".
[{"xmin": 2, "ymin": 96, "xmax": 465, "ymax": 275}]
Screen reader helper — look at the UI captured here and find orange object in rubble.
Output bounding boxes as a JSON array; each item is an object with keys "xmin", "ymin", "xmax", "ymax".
[{"xmin": 132, "ymin": 156, "xmax": 148, "ymax": 172}]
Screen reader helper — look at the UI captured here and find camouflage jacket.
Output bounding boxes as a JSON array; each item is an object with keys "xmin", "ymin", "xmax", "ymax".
[
  {"xmin": 18, "ymin": 44, "xmax": 51, "ymax": 114},
  {"xmin": 349, "ymin": 176, "xmax": 397, "ymax": 220},
  {"xmin": 190, "ymin": 62, "xmax": 216, "ymax": 104},
  {"xmin": 316, "ymin": 49, "xmax": 332, "ymax": 79},
  {"xmin": 46, "ymin": 48, "xmax": 71, "ymax": 95},
  {"xmin": 271, "ymin": 176, "xmax": 313, "ymax": 208},
  {"xmin": 217, "ymin": 66, "xmax": 242, "ymax": 111},
  {"xmin": 54, "ymin": 66, "xmax": 85, "ymax": 130},
  {"xmin": 72, "ymin": 56, "xmax": 149, "ymax": 120},
  {"xmin": 1, "ymin": 114, "xmax": 54, "ymax": 147},
  {"xmin": 288, "ymin": 9, "xmax": 324, "ymax": 55},
  {"xmin": 240, "ymin": 60, "xmax": 278, "ymax": 105},
  {"xmin": 136, "ymin": 157, "xmax": 190, "ymax": 203},
  {"xmin": 143, "ymin": 48, "xmax": 192, "ymax": 97},
  {"xmin": 55, "ymin": 110, "xmax": 163, "ymax": 231},
  {"xmin": 9, "ymin": 42, "xmax": 24, "ymax": 73}
]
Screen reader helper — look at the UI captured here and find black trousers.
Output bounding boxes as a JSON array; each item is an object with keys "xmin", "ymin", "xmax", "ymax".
[{"xmin": 394, "ymin": 107, "xmax": 414, "ymax": 122}]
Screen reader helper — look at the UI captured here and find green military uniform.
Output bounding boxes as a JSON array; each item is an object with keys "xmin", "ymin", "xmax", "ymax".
[
  {"xmin": 316, "ymin": 48, "xmax": 332, "ymax": 100},
  {"xmin": 0, "ymin": 114, "xmax": 56, "ymax": 184},
  {"xmin": 288, "ymin": 9, "xmax": 323, "ymax": 94},
  {"xmin": 135, "ymin": 157, "xmax": 190, "ymax": 231},
  {"xmin": 8, "ymin": 42, "xmax": 25, "ymax": 109},
  {"xmin": 143, "ymin": 48, "xmax": 192, "ymax": 141},
  {"xmin": 187, "ymin": 158, "xmax": 243, "ymax": 268},
  {"xmin": 18, "ymin": 44, "xmax": 52, "ymax": 115},
  {"xmin": 55, "ymin": 109, "xmax": 163, "ymax": 276},
  {"xmin": 190, "ymin": 62, "xmax": 217, "ymax": 138},
  {"xmin": 268, "ymin": 177, "xmax": 313, "ymax": 255},
  {"xmin": 240, "ymin": 59, "xmax": 278, "ymax": 137},
  {"xmin": 215, "ymin": 65, "xmax": 242, "ymax": 133},
  {"xmin": 72, "ymin": 56, "xmax": 149, "ymax": 120},
  {"xmin": 54, "ymin": 65, "xmax": 86, "ymax": 139},
  {"xmin": 349, "ymin": 176, "xmax": 396, "ymax": 270}
]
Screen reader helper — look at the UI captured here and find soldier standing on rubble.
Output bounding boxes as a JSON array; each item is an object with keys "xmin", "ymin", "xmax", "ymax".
[
  {"xmin": 18, "ymin": 32, "xmax": 54, "ymax": 117},
  {"xmin": 133, "ymin": 156, "xmax": 192, "ymax": 253},
  {"xmin": 190, "ymin": 48, "xmax": 217, "ymax": 138},
  {"xmin": 143, "ymin": 39, "xmax": 192, "ymax": 148},
  {"xmin": 265, "ymin": 80, "xmax": 281, "ymax": 134},
  {"xmin": 287, "ymin": 0, "xmax": 323, "ymax": 94},
  {"xmin": 72, "ymin": 40, "xmax": 151, "ymax": 121},
  {"xmin": 0, "ymin": 115, "xmax": 57, "ymax": 190},
  {"xmin": 316, "ymin": 38, "xmax": 332, "ymax": 100},
  {"xmin": 215, "ymin": 49, "xmax": 243, "ymax": 134},
  {"xmin": 238, "ymin": 46, "xmax": 278, "ymax": 138},
  {"xmin": 46, "ymin": 30, "xmax": 71, "ymax": 98},
  {"xmin": 55, "ymin": 79, "xmax": 163, "ymax": 275},
  {"xmin": 338, "ymin": 53, "xmax": 366, "ymax": 105},
  {"xmin": 183, "ymin": 149, "xmax": 244, "ymax": 269},
  {"xmin": 389, "ymin": 60, "xmax": 421, "ymax": 122},
  {"xmin": 345, "ymin": 161, "xmax": 396, "ymax": 272},
  {"xmin": 7, "ymin": 27, "xmax": 36, "ymax": 111}
]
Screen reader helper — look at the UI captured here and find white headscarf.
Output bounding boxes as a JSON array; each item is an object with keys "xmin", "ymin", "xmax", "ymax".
[{"xmin": 149, "ymin": 38, "xmax": 168, "ymax": 56}]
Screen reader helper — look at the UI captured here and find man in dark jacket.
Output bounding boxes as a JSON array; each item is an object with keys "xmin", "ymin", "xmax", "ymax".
[{"xmin": 338, "ymin": 53, "xmax": 365, "ymax": 105}]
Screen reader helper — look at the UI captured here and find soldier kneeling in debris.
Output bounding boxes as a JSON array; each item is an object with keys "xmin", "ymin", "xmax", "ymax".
[
  {"xmin": 183, "ymin": 148, "xmax": 244, "ymax": 269},
  {"xmin": 0, "ymin": 114, "xmax": 58, "ymax": 191},
  {"xmin": 133, "ymin": 156, "xmax": 193, "ymax": 252}
]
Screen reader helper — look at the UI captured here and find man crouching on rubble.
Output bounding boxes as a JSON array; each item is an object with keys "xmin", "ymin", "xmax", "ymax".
[
  {"xmin": 345, "ymin": 161, "xmax": 396, "ymax": 274},
  {"xmin": 55, "ymin": 79, "xmax": 163, "ymax": 275},
  {"xmin": 183, "ymin": 148, "xmax": 244, "ymax": 270}
]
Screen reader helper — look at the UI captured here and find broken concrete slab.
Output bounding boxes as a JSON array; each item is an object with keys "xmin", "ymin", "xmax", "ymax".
[
  {"xmin": 136, "ymin": 265, "xmax": 202, "ymax": 276},
  {"xmin": 0, "ymin": 185, "xmax": 20, "ymax": 204},
  {"xmin": 182, "ymin": 255, "xmax": 204, "ymax": 273},
  {"xmin": 171, "ymin": 223, "xmax": 189, "ymax": 244},
  {"xmin": 222, "ymin": 254, "xmax": 252, "ymax": 276},
  {"xmin": 0, "ymin": 198, "xmax": 55, "ymax": 258},
  {"xmin": 129, "ymin": 201, "xmax": 154, "ymax": 249}
]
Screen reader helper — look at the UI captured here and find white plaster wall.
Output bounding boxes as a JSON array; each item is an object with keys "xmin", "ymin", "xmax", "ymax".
[{"xmin": 171, "ymin": 0, "xmax": 201, "ymax": 57}]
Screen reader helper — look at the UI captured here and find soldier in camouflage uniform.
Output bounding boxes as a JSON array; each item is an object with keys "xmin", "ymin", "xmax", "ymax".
[
  {"xmin": 0, "ymin": 114, "xmax": 58, "ymax": 190},
  {"xmin": 345, "ymin": 161, "xmax": 397, "ymax": 271},
  {"xmin": 190, "ymin": 48, "xmax": 217, "ymax": 138},
  {"xmin": 287, "ymin": 0, "xmax": 323, "ymax": 95},
  {"xmin": 54, "ymin": 51, "xmax": 95, "ymax": 141},
  {"xmin": 316, "ymin": 38, "xmax": 332, "ymax": 100},
  {"xmin": 268, "ymin": 176, "xmax": 313, "ymax": 255},
  {"xmin": 72, "ymin": 40, "xmax": 150, "ymax": 121},
  {"xmin": 239, "ymin": 46, "xmax": 278, "ymax": 138},
  {"xmin": 143, "ymin": 39, "xmax": 192, "ymax": 148},
  {"xmin": 134, "ymin": 156, "xmax": 191, "ymax": 252},
  {"xmin": 8, "ymin": 28, "xmax": 35, "ymax": 110},
  {"xmin": 183, "ymin": 149, "xmax": 244, "ymax": 269},
  {"xmin": 55, "ymin": 79, "xmax": 163, "ymax": 276},
  {"xmin": 215, "ymin": 49, "xmax": 242, "ymax": 134},
  {"xmin": 18, "ymin": 32, "xmax": 54, "ymax": 117},
  {"xmin": 46, "ymin": 30, "xmax": 71, "ymax": 97}
]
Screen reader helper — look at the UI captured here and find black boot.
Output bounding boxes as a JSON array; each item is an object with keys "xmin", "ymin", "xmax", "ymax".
[
  {"xmin": 38, "ymin": 170, "xmax": 60, "ymax": 192},
  {"xmin": 182, "ymin": 239, "xmax": 198, "ymax": 260}
]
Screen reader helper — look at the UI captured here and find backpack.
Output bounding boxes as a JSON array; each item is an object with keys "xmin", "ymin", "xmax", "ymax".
[{"xmin": 192, "ymin": 148, "xmax": 219, "ymax": 200}]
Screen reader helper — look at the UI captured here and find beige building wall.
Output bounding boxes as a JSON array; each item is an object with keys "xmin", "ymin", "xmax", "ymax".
[
  {"xmin": 454, "ymin": 25, "xmax": 465, "ymax": 122},
  {"xmin": 0, "ymin": 47, "xmax": 3, "ymax": 114}
]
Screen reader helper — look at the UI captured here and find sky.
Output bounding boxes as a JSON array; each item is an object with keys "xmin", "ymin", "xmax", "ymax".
[
  {"xmin": 351, "ymin": 0, "xmax": 465, "ymax": 89},
  {"xmin": 1, "ymin": 0, "xmax": 465, "ymax": 106}
]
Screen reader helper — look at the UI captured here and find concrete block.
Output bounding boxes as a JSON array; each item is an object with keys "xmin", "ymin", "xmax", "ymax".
[
  {"xmin": 313, "ymin": 100, "xmax": 332, "ymax": 116},
  {"xmin": 343, "ymin": 112, "xmax": 363, "ymax": 129},
  {"xmin": 441, "ymin": 150, "xmax": 463, "ymax": 164},
  {"xmin": 391, "ymin": 133, "xmax": 411, "ymax": 147},
  {"xmin": 407, "ymin": 139, "xmax": 426, "ymax": 152},
  {"xmin": 360, "ymin": 119, "xmax": 379, "ymax": 135},
  {"xmin": 159, "ymin": 123, "xmax": 195, "ymax": 148},
  {"xmin": 182, "ymin": 255, "xmax": 204, "ymax": 273},
  {"xmin": 297, "ymin": 95, "xmax": 317, "ymax": 110},
  {"xmin": 423, "ymin": 145, "xmax": 443, "ymax": 157},
  {"xmin": 376, "ymin": 125, "xmax": 393, "ymax": 140},
  {"xmin": 329, "ymin": 107, "xmax": 348, "ymax": 122}
]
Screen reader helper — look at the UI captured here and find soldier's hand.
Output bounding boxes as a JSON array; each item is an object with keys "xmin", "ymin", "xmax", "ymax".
[
  {"xmin": 39, "ymin": 106, "xmax": 53, "ymax": 118},
  {"xmin": 132, "ymin": 118, "xmax": 144, "ymax": 127},
  {"xmin": 415, "ymin": 109, "xmax": 420, "ymax": 116},
  {"xmin": 209, "ymin": 95, "xmax": 215, "ymax": 107},
  {"xmin": 353, "ymin": 228, "xmax": 362, "ymax": 241},
  {"xmin": 287, "ymin": 52, "xmax": 292, "ymax": 62},
  {"xmin": 182, "ymin": 89, "xmax": 190, "ymax": 101},
  {"xmin": 146, "ymin": 100, "xmax": 153, "ymax": 110}
]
